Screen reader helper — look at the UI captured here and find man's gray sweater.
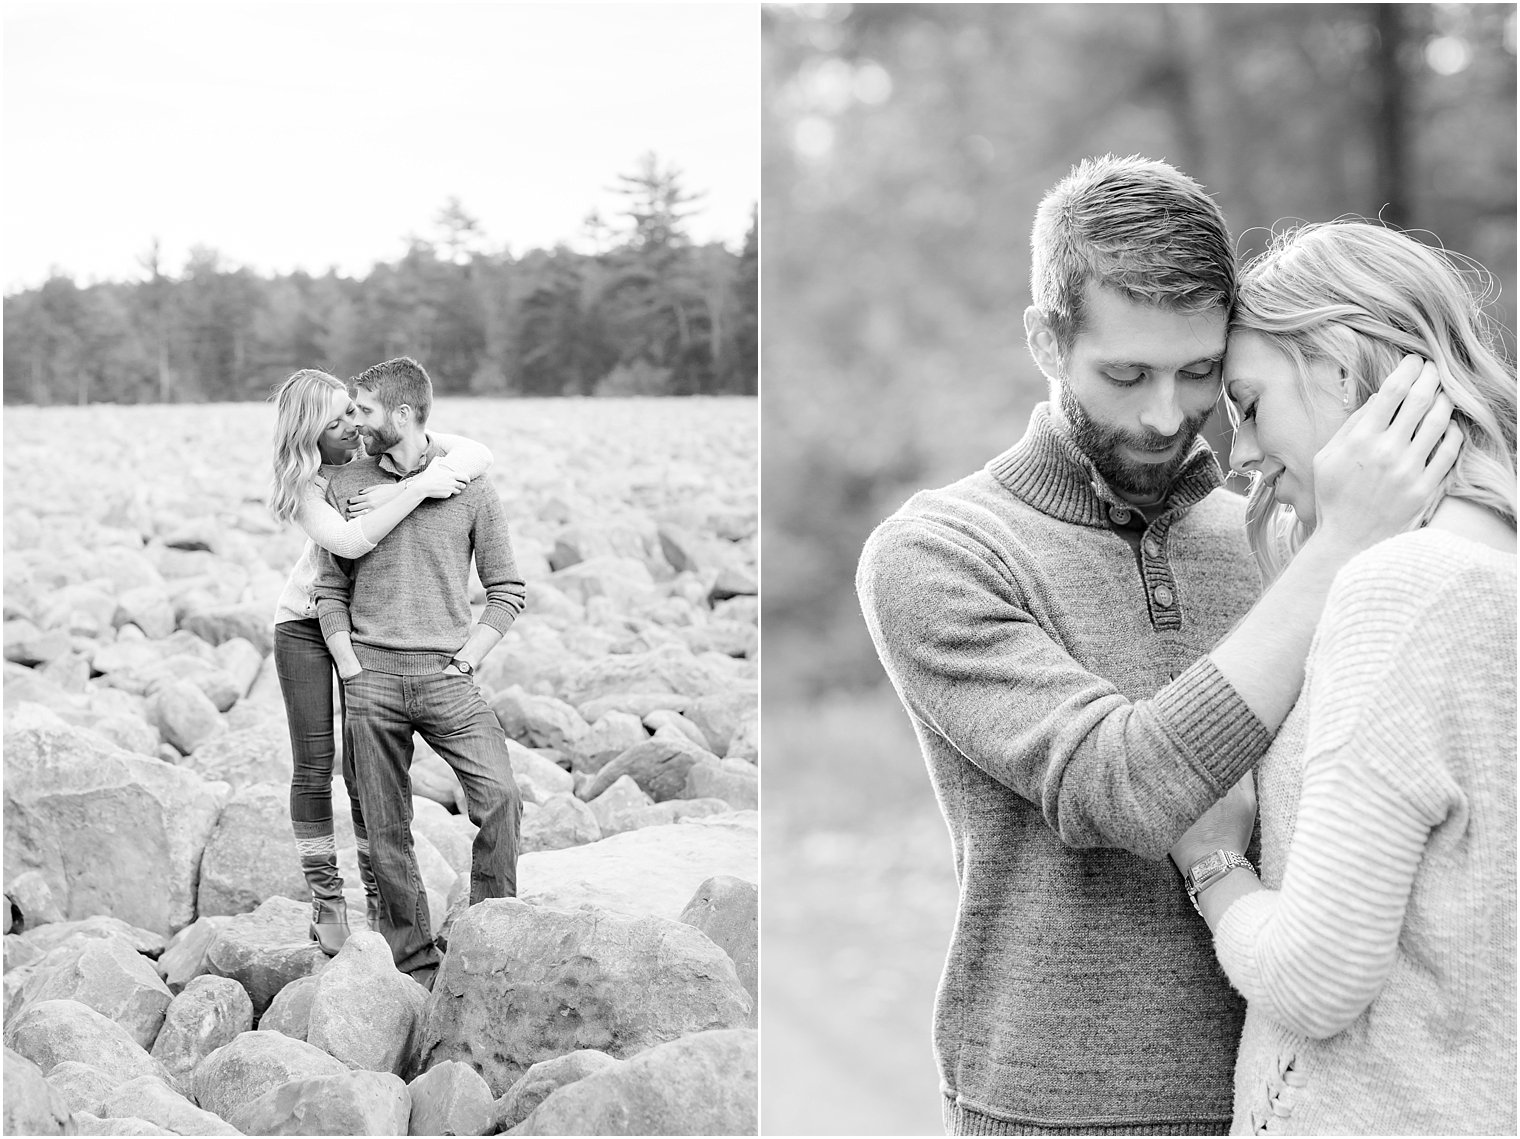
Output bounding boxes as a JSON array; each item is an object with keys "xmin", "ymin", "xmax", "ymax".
[
  {"xmin": 313, "ymin": 443, "xmax": 525, "ymax": 674},
  {"xmin": 857, "ymin": 403, "xmax": 1269, "ymax": 1135}
]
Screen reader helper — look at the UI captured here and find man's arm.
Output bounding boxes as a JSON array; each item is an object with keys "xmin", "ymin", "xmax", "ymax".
[{"xmin": 446, "ymin": 485, "xmax": 526, "ymax": 672}]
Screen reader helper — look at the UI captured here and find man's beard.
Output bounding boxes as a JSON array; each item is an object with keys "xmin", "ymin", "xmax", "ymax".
[
  {"xmin": 364, "ymin": 420, "xmax": 402, "ymax": 453},
  {"xmin": 1058, "ymin": 383, "xmax": 1209, "ymax": 502}
]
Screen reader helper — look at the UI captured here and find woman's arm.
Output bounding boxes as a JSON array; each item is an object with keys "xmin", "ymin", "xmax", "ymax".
[
  {"xmin": 430, "ymin": 432, "xmax": 493, "ymax": 480},
  {"xmin": 295, "ymin": 478, "xmax": 428, "ymax": 556}
]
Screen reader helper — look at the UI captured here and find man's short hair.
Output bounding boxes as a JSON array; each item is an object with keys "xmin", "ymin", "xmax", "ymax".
[
  {"xmin": 352, "ymin": 357, "xmax": 433, "ymax": 426},
  {"xmin": 1031, "ymin": 154, "xmax": 1236, "ymax": 355}
]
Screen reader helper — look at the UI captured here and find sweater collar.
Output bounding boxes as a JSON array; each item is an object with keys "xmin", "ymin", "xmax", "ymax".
[
  {"xmin": 377, "ymin": 434, "xmax": 443, "ymax": 479},
  {"xmin": 986, "ymin": 402, "xmax": 1225, "ymax": 526}
]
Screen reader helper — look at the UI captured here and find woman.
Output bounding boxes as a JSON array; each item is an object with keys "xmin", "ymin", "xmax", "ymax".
[
  {"xmin": 1171, "ymin": 222, "xmax": 1516, "ymax": 1134},
  {"xmin": 268, "ymin": 368, "xmax": 492, "ymax": 955}
]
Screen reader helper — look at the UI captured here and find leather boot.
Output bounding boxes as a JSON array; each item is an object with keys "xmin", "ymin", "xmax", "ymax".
[
  {"xmin": 309, "ymin": 896, "xmax": 350, "ymax": 956},
  {"xmin": 354, "ymin": 825, "xmax": 383, "ymax": 933},
  {"xmin": 294, "ymin": 822, "xmax": 350, "ymax": 956}
]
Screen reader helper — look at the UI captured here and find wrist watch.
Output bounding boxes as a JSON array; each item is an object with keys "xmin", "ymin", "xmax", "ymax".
[
  {"xmin": 450, "ymin": 658, "xmax": 474, "ymax": 677},
  {"xmin": 1184, "ymin": 849, "xmax": 1254, "ymax": 913}
]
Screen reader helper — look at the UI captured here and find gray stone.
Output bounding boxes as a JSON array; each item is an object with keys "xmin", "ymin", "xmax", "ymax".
[
  {"xmin": 179, "ymin": 604, "xmax": 274, "ymax": 656},
  {"xmin": 490, "ymin": 687, "xmax": 587, "ymax": 753},
  {"xmin": 4, "ymin": 1045, "xmax": 73, "ymax": 1134},
  {"xmin": 6, "ymin": 868, "xmax": 66, "ymax": 930},
  {"xmin": 586, "ymin": 776, "xmax": 656, "ymax": 837},
  {"xmin": 72, "ymin": 1110, "xmax": 173, "ymax": 1134},
  {"xmin": 191, "ymin": 1029, "xmax": 349, "ymax": 1120},
  {"xmin": 683, "ymin": 691, "xmax": 755, "ymax": 758},
  {"xmin": 559, "ymin": 646, "xmax": 718, "ymax": 707},
  {"xmin": 726, "ymin": 713, "xmax": 758, "ymax": 763},
  {"xmin": 521, "ymin": 794, "xmax": 601, "ymax": 854},
  {"xmin": 643, "ymin": 708, "xmax": 710, "ymax": 750},
  {"xmin": 4, "ymin": 619, "xmax": 74, "ymax": 666},
  {"xmin": 306, "ymin": 932, "xmax": 427, "ymax": 1076},
  {"xmin": 514, "ymin": 1028, "xmax": 757, "ymax": 1136},
  {"xmin": 156, "ymin": 916, "xmax": 233, "ymax": 995},
  {"xmin": 44, "ymin": 1058, "xmax": 125, "ymax": 1115},
  {"xmin": 227, "ymin": 1069, "xmax": 409, "ymax": 1136},
  {"xmin": 678, "ymin": 876, "xmax": 758, "ymax": 1023},
  {"xmin": 145, "ymin": 680, "xmax": 224, "ymax": 754},
  {"xmin": 101, "ymin": 1074, "xmax": 241, "ymax": 1136},
  {"xmin": 9, "ymin": 916, "xmax": 166, "ymax": 962},
  {"xmin": 197, "ymin": 783, "xmax": 309, "ymax": 918},
  {"xmin": 417, "ymin": 899, "xmax": 750, "ymax": 1096},
  {"xmin": 183, "ymin": 726, "xmax": 292, "ymax": 792},
  {"xmin": 4, "ymin": 998, "xmax": 169, "ymax": 1083},
  {"xmin": 682, "ymin": 756, "xmax": 759, "ymax": 810},
  {"xmin": 214, "ymin": 638, "xmax": 264, "ymax": 698},
  {"xmin": 258, "ymin": 973, "xmax": 320, "ymax": 1041},
  {"xmin": 506, "ymin": 740, "xmax": 573, "ymax": 805},
  {"xmin": 567, "ymin": 711, "xmax": 649, "ymax": 775},
  {"xmin": 406, "ymin": 1058, "xmax": 493, "ymax": 1136},
  {"xmin": 150, "ymin": 974, "xmax": 252, "ymax": 1095},
  {"xmin": 7, "ymin": 936, "xmax": 172, "ymax": 1051},
  {"xmin": 113, "ymin": 587, "xmax": 177, "ymax": 640},
  {"xmin": 411, "ymin": 736, "xmax": 464, "ymax": 809},
  {"xmin": 489, "ymin": 1050, "xmax": 618, "ymax": 1133},
  {"xmin": 582, "ymin": 735, "xmax": 719, "ymax": 803},
  {"xmin": 574, "ymin": 692, "xmax": 689, "ymax": 724},
  {"xmin": 202, "ymin": 897, "xmax": 329, "ymax": 1019},
  {"xmin": 93, "ymin": 549, "xmax": 164, "ymax": 596}
]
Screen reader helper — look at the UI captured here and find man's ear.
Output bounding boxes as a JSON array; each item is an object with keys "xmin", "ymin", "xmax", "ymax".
[
  {"xmin": 394, "ymin": 404, "xmax": 412, "ymax": 428},
  {"xmin": 1024, "ymin": 305, "xmax": 1064, "ymax": 379}
]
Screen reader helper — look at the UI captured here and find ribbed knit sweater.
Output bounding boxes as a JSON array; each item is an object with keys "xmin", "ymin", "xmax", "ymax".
[
  {"xmin": 312, "ymin": 440, "xmax": 525, "ymax": 674},
  {"xmin": 273, "ymin": 433, "xmax": 492, "ymax": 625},
  {"xmin": 857, "ymin": 403, "xmax": 1271, "ymax": 1135},
  {"xmin": 1216, "ymin": 527, "xmax": 1516, "ymax": 1135}
]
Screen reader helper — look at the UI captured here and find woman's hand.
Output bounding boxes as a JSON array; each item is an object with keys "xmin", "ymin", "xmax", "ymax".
[
  {"xmin": 411, "ymin": 463, "xmax": 470, "ymax": 500},
  {"xmin": 346, "ymin": 482, "xmax": 408, "ymax": 517},
  {"xmin": 1312, "ymin": 356, "xmax": 1462, "ymax": 548},
  {"xmin": 1170, "ymin": 773, "xmax": 1257, "ymax": 876}
]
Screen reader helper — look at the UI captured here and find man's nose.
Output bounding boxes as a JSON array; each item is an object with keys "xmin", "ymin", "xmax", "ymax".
[{"xmin": 1138, "ymin": 377, "xmax": 1184, "ymax": 437}]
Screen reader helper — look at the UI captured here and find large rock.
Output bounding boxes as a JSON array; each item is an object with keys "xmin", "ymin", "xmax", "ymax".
[
  {"xmin": 145, "ymin": 680, "xmax": 225, "ymax": 755},
  {"xmin": 180, "ymin": 604, "xmax": 274, "ymax": 656},
  {"xmin": 514, "ymin": 1028, "xmax": 757, "ymax": 1136},
  {"xmin": 581, "ymin": 735, "xmax": 719, "ymax": 803},
  {"xmin": 182, "ymin": 727, "xmax": 292, "ymax": 793},
  {"xmin": 6, "ymin": 868, "xmax": 67, "ymax": 931},
  {"xmin": 227, "ymin": 1069, "xmax": 410, "ymax": 1136},
  {"xmin": 491, "ymin": 687, "xmax": 587, "ymax": 752},
  {"xmin": 149, "ymin": 974, "xmax": 252, "ymax": 1095},
  {"xmin": 197, "ymin": 782, "xmax": 309, "ymax": 918},
  {"xmin": 682, "ymin": 756, "xmax": 759, "ymax": 810},
  {"xmin": 113, "ymin": 587, "xmax": 177, "ymax": 641},
  {"xmin": 258, "ymin": 973, "xmax": 321, "ymax": 1041},
  {"xmin": 683, "ymin": 691, "xmax": 755, "ymax": 758},
  {"xmin": 575, "ymin": 692, "xmax": 689, "ymax": 724},
  {"xmin": 586, "ymin": 776, "xmax": 655, "ymax": 836},
  {"xmin": 559, "ymin": 646, "xmax": 720, "ymax": 707},
  {"xmin": 418, "ymin": 899, "xmax": 750, "ymax": 1096},
  {"xmin": 4, "ymin": 1045, "xmax": 73, "ymax": 1135},
  {"xmin": 101, "ymin": 1075, "xmax": 241, "ymax": 1136},
  {"xmin": 202, "ymin": 897, "xmax": 329, "ymax": 1019},
  {"xmin": 4, "ymin": 999, "xmax": 169, "ymax": 1084},
  {"xmin": 213, "ymin": 638, "xmax": 264, "ymax": 698},
  {"xmin": 7, "ymin": 935, "xmax": 173, "ymax": 1051},
  {"xmin": 679, "ymin": 876, "xmax": 758, "ymax": 1023},
  {"xmin": 567, "ymin": 711, "xmax": 649, "ymax": 775},
  {"xmin": 406, "ymin": 1059, "xmax": 493, "ymax": 1137},
  {"xmin": 305, "ymin": 932, "xmax": 427, "ymax": 1076},
  {"xmin": 520, "ymin": 814, "xmax": 757, "ymax": 921},
  {"xmin": 3, "ymin": 723, "xmax": 229, "ymax": 936},
  {"xmin": 156, "ymin": 916, "xmax": 232, "ymax": 995},
  {"xmin": 7, "ymin": 916, "xmax": 167, "ymax": 962},
  {"xmin": 71, "ymin": 1110, "xmax": 174, "ymax": 1134},
  {"xmin": 411, "ymin": 797, "xmax": 476, "ymax": 882},
  {"xmin": 506, "ymin": 740, "xmax": 573, "ymax": 805},
  {"xmin": 489, "ymin": 1049, "xmax": 619, "ymax": 1133},
  {"xmin": 546, "ymin": 556, "xmax": 657, "ymax": 609},
  {"xmin": 190, "ymin": 1029, "xmax": 349, "ymax": 1121},
  {"xmin": 521, "ymin": 793, "xmax": 601, "ymax": 853},
  {"xmin": 45, "ymin": 1059, "xmax": 128, "ymax": 1115}
]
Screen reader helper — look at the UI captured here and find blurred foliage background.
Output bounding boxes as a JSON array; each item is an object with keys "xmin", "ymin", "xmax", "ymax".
[
  {"xmin": 4, "ymin": 155, "xmax": 757, "ymax": 404},
  {"xmin": 759, "ymin": 4, "xmax": 1516, "ymax": 1134}
]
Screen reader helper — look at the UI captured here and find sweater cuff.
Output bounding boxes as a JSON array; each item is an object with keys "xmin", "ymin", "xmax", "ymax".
[
  {"xmin": 1213, "ymin": 888, "xmax": 1275, "ymax": 1003},
  {"xmin": 1153, "ymin": 656, "xmax": 1272, "ymax": 788},
  {"xmin": 316, "ymin": 605, "xmax": 352, "ymax": 642}
]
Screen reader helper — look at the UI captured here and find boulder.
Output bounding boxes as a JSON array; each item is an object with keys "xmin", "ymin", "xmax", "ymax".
[
  {"xmin": 521, "ymin": 794, "xmax": 601, "ymax": 854},
  {"xmin": 227, "ymin": 1069, "xmax": 410, "ymax": 1137},
  {"xmin": 183, "ymin": 727, "xmax": 292, "ymax": 793},
  {"xmin": 4, "ymin": 619, "xmax": 73, "ymax": 666},
  {"xmin": 546, "ymin": 556, "xmax": 657, "ymax": 609},
  {"xmin": 514, "ymin": 1028, "xmax": 757, "ymax": 1136},
  {"xmin": 683, "ymin": 691, "xmax": 755, "ymax": 758},
  {"xmin": 179, "ymin": 604, "xmax": 274, "ymax": 656},
  {"xmin": 156, "ymin": 916, "xmax": 232, "ymax": 995},
  {"xmin": 70, "ymin": 1111, "xmax": 174, "ymax": 1134},
  {"xmin": 575, "ymin": 692, "xmax": 689, "ymax": 724},
  {"xmin": 258, "ymin": 973, "xmax": 320, "ymax": 1041},
  {"xmin": 6, "ymin": 868, "xmax": 67, "ymax": 930},
  {"xmin": 197, "ymin": 783, "xmax": 309, "ymax": 918},
  {"xmin": 417, "ymin": 899, "xmax": 750, "ymax": 1096},
  {"xmin": 410, "ymin": 737, "xmax": 464, "ymax": 809},
  {"xmin": 4, "ymin": 1045, "xmax": 74, "ymax": 1135},
  {"xmin": 213, "ymin": 638, "xmax": 265, "ymax": 700},
  {"xmin": 506, "ymin": 740, "xmax": 573, "ymax": 805},
  {"xmin": 7, "ymin": 936, "xmax": 173, "ymax": 1051},
  {"xmin": 405, "ymin": 1059, "xmax": 493, "ymax": 1137},
  {"xmin": 202, "ymin": 897, "xmax": 329, "ymax": 1019},
  {"xmin": 567, "ymin": 711, "xmax": 649, "ymax": 775},
  {"xmin": 682, "ymin": 756, "xmax": 759, "ymax": 810},
  {"xmin": 678, "ymin": 876, "xmax": 758, "ymax": 1022},
  {"xmin": 490, "ymin": 687, "xmax": 587, "ymax": 753},
  {"xmin": 8, "ymin": 916, "xmax": 166, "ymax": 962},
  {"xmin": 88, "ymin": 640, "xmax": 164, "ymax": 679},
  {"xmin": 113, "ymin": 587, "xmax": 177, "ymax": 641},
  {"xmin": 306, "ymin": 932, "xmax": 427, "ymax": 1077},
  {"xmin": 520, "ymin": 814, "xmax": 756, "ymax": 921},
  {"xmin": 101, "ymin": 1075, "xmax": 241, "ymax": 1136},
  {"xmin": 411, "ymin": 797, "xmax": 476, "ymax": 883},
  {"xmin": 586, "ymin": 776, "xmax": 655, "ymax": 836},
  {"xmin": 144, "ymin": 680, "xmax": 225, "ymax": 755},
  {"xmin": 581, "ymin": 735, "xmax": 718, "ymax": 803},
  {"xmin": 725, "ymin": 713, "xmax": 759, "ymax": 763},
  {"xmin": 92, "ymin": 549, "xmax": 163, "ymax": 596},
  {"xmin": 643, "ymin": 708, "xmax": 710, "ymax": 750},
  {"xmin": 3, "ymin": 722, "xmax": 229, "ymax": 936},
  {"xmin": 4, "ymin": 999, "xmax": 169, "ymax": 1083},
  {"xmin": 559, "ymin": 646, "xmax": 718, "ymax": 707},
  {"xmin": 149, "ymin": 974, "xmax": 252, "ymax": 1095},
  {"xmin": 189, "ymin": 1029, "xmax": 348, "ymax": 1119},
  {"xmin": 707, "ymin": 566, "xmax": 758, "ymax": 604},
  {"xmin": 44, "ymin": 1058, "xmax": 126, "ymax": 1115},
  {"xmin": 489, "ymin": 1049, "xmax": 619, "ymax": 1133}
]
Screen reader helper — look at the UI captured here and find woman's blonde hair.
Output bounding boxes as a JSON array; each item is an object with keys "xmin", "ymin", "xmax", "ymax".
[
  {"xmin": 269, "ymin": 369, "xmax": 349, "ymax": 526},
  {"xmin": 1228, "ymin": 220, "xmax": 1516, "ymax": 582}
]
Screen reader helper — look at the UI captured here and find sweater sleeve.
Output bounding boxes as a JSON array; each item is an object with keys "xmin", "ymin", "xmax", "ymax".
[
  {"xmin": 293, "ymin": 477, "xmax": 378, "ymax": 559},
  {"xmin": 470, "ymin": 482, "xmax": 526, "ymax": 635},
  {"xmin": 430, "ymin": 433, "xmax": 493, "ymax": 480},
  {"xmin": 857, "ymin": 515, "xmax": 1270, "ymax": 859},
  {"xmin": 1212, "ymin": 563, "xmax": 1460, "ymax": 1039}
]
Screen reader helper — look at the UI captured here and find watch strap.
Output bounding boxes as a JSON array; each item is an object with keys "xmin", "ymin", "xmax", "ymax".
[{"xmin": 1184, "ymin": 849, "xmax": 1254, "ymax": 913}]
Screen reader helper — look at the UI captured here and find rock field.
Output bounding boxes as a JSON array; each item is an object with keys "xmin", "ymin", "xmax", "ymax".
[{"xmin": 2, "ymin": 397, "xmax": 759, "ymax": 1136}]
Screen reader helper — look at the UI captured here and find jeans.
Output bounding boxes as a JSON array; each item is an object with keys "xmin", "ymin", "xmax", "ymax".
[
  {"xmin": 342, "ymin": 667, "xmax": 523, "ymax": 974},
  {"xmin": 273, "ymin": 619, "xmax": 364, "ymax": 834}
]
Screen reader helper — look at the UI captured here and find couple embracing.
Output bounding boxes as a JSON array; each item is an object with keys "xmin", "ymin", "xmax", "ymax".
[
  {"xmin": 859, "ymin": 156, "xmax": 1515, "ymax": 1135},
  {"xmin": 268, "ymin": 356, "xmax": 525, "ymax": 993}
]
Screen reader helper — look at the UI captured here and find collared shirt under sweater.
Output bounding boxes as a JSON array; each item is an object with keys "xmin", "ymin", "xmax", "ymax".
[{"xmin": 857, "ymin": 402, "xmax": 1270, "ymax": 1135}]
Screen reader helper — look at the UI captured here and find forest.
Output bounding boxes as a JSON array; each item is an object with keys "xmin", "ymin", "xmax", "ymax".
[{"xmin": 3, "ymin": 154, "xmax": 758, "ymax": 404}]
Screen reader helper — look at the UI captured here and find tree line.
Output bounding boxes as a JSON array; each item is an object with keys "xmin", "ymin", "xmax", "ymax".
[{"xmin": 3, "ymin": 155, "xmax": 758, "ymax": 404}]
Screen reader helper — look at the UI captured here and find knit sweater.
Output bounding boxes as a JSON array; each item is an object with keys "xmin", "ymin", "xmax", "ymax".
[
  {"xmin": 273, "ymin": 433, "xmax": 492, "ymax": 626},
  {"xmin": 857, "ymin": 403, "xmax": 1271, "ymax": 1134},
  {"xmin": 312, "ymin": 440, "xmax": 525, "ymax": 674},
  {"xmin": 1215, "ymin": 527, "xmax": 1516, "ymax": 1135}
]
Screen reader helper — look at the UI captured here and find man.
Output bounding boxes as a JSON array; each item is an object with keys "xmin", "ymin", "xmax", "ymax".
[
  {"xmin": 313, "ymin": 356, "xmax": 525, "ymax": 990},
  {"xmin": 855, "ymin": 155, "xmax": 1448, "ymax": 1134}
]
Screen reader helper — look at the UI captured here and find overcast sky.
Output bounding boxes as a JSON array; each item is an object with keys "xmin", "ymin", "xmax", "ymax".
[{"xmin": 2, "ymin": 1, "xmax": 758, "ymax": 292}]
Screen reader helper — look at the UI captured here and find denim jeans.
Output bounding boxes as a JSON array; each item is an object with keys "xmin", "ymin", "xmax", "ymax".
[
  {"xmin": 341, "ymin": 667, "xmax": 522, "ymax": 974},
  {"xmin": 273, "ymin": 619, "xmax": 364, "ymax": 833}
]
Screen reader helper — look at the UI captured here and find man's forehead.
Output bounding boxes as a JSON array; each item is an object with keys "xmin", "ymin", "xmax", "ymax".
[{"xmin": 1078, "ymin": 290, "xmax": 1227, "ymax": 363}]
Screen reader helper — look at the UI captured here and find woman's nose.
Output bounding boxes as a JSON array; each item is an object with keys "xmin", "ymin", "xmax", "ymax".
[{"xmin": 1230, "ymin": 424, "xmax": 1262, "ymax": 474}]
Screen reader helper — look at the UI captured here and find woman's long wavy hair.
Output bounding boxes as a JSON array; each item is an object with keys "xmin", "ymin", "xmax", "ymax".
[
  {"xmin": 269, "ymin": 369, "xmax": 350, "ymax": 526},
  {"xmin": 1228, "ymin": 220, "xmax": 1517, "ymax": 583}
]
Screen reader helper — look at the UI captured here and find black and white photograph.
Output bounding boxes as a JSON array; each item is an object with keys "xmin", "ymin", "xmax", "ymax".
[
  {"xmin": 761, "ymin": 4, "xmax": 1515, "ymax": 1136},
  {"xmin": 3, "ymin": 3, "xmax": 757, "ymax": 1135}
]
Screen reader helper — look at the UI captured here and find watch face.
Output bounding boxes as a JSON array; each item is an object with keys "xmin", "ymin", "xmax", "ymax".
[{"xmin": 1191, "ymin": 851, "xmax": 1226, "ymax": 884}]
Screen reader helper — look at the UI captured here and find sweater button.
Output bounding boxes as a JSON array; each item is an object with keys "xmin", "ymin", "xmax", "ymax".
[
  {"xmin": 1108, "ymin": 505, "xmax": 1131, "ymax": 525},
  {"xmin": 1153, "ymin": 584, "xmax": 1175, "ymax": 608},
  {"xmin": 1143, "ymin": 536, "xmax": 1161, "ymax": 559}
]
